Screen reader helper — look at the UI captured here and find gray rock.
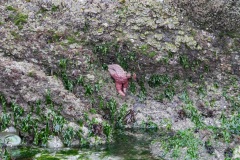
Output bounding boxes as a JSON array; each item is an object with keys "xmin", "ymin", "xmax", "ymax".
[
  {"xmin": 47, "ymin": 136, "xmax": 64, "ymax": 148},
  {"xmin": 233, "ymin": 145, "xmax": 240, "ymax": 159},
  {"xmin": 4, "ymin": 126, "xmax": 17, "ymax": 133},
  {"xmin": 0, "ymin": 132, "xmax": 21, "ymax": 147}
]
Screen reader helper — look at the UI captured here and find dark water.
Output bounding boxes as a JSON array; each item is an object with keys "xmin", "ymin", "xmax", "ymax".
[{"xmin": 4, "ymin": 129, "xmax": 162, "ymax": 160}]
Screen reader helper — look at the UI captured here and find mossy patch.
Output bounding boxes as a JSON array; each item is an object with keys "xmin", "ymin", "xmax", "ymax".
[
  {"xmin": 51, "ymin": 5, "xmax": 59, "ymax": 12},
  {"xmin": 57, "ymin": 149, "xmax": 79, "ymax": 155},
  {"xmin": 160, "ymin": 129, "xmax": 202, "ymax": 159},
  {"xmin": 8, "ymin": 12, "xmax": 28, "ymax": 29},
  {"xmin": 11, "ymin": 148, "xmax": 40, "ymax": 159},
  {"xmin": 6, "ymin": 6, "xmax": 17, "ymax": 12},
  {"xmin": 36, "ymin": 155, "xmax": 60, "ymax": 160}
]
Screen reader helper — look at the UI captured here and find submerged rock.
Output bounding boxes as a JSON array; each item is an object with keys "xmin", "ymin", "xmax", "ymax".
[
  {"xmin": 47, "ymin": 136, "xmax": 64, "ymax": 148},
  {"xmin": 0, "ymin": 133, "xmax": 21, "ymax": 147},
  {"xmin": 0, "ymin": 126, "xmax": 21, "ymax": 147}
]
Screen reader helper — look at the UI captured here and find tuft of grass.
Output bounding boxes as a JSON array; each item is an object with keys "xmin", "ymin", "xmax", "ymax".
[
  {"xmin": 6, "ymin": 6, "xmax": 17, "ymax": 12},
  {"xmin": 58, "ymin": 58, "xmax": 76, "ymax": 92},
  {"xmin": 10, "ymin": 31, "xmax": 20, "ymax": 39},
  {"xmin": 160, "ymin": 129, "xmax": 202, "ymax": 159},
  {"xmin": 116, "ymin": 51, "xmax": 135, "ymax": 70},
  {"xmin": 62, "ymin": 127, "xmax": 75, "ymax": 146},
  {"xmin": 20, "ymin": 114, "xmax": 33, "ymax": 132},
  {"xmin": 93, "ymin": 41, "xmax": 137, "ymax": 71},
  {"xmin": 190, "ymin": 30, "xmax": 197, "ymax": 37},
  {"xmin": 93, "ymin": 43, "xmax": 110, "ymax": 56},
  {"xmin": 179, "ymin": 54, "xmax": 190, "ymax": 69},
  {"xmin": 204, "ymin": 64, "xmax": 210, "ymax": 72},
  {"xmin": 140, "ymin": 118, "xmax": 158, "ymax": 131},
  {"xmin": 154, "ymin": 84, "xmax": 176, "ymax": 101},
  {"xmin": 137, "ymin": 78, "xmax": 147, "ymax": 102},
  {"xmin": 183, "ymin": 103, "xmax": 204, "ymax": 128},
  {"xmin": 149, "ymin": 51, "xmax": 157, "ymax": 58},
  {"xmin": 196, "ymin": 85, "xmax": 207, "ymax": 98},
  {"xmin": 84, "ymin": 84, "xmax": 94, "ymax": 96},
  {"xmin": 148, "ymin": 74, "xmax": 171, "ymax": 88},
  {"xmin": 48, "ymin": 111, "xmax": 66, "ymax": 134},
  {"xmin": 89, "ymin": 108, "xmax": 97, "ymax": 114},
  {"xmin": 220, "ymin": 112, "xmax": 240, "ymax": 141},
  {"xmin": 164, "ymin": 85, "xmax": 175, "ymax": 100},
  {"xmin": 83, "ymin": 21, "xmax": 90, "ymax": 33},
  {"xmin": 67, "ymin": 36, "xmax": 79, "ymax": 44},
  {"xmin": 115, "ymin": 103, "xmax": 128, "ymax": 128},
  {"xmin": 168, "ymin": 51, "xmax": 174, "ymax": 58},
  {"xmin": 45, "ymin": 89, "xmax": 52, "ymax": 105},
  {"xmin": 51, "ymin": 5, "xmax": 59, "ymax": 12},
  {"xmin": 35, "ymin": 100, "xmax": 41, "ymax": 115},
  {"xmin": 94, "ymin": 82, "xmax": 102, "ymax": 92},
  {"xmin": 76, "ymin": 75, "xmax": 84, "ymax": 85},
  {"xmin": 129, "ymin": 81, "xmax": 136, "ymax": 94},
  {"xmin": 0, "ymin": 113, "xmax": 11, "ymax": 131},
  {"xmin": 154, "ymin": 93, "xmax": 165, "ymax": 102},
  {"xmin": 160, "ymin": 118, "xmax": 172, "ymax": 130},
  {"xmin": 38, "ymin": 6, "xmax": 48, "ymax": 14},
  {"xmin": 12, "ymin": 102, "xmax": 24, "ymax": 119},
  {"xmin": 103, "ymin": 121, "xmax": 113, "ymax": 141},
  {"xmin": 0, "ymin": 94, "xmax": 7, "ymax": 112},
  {"xmin": 179, "ymin": 91, "xmax": 204, "ymax": 128},
  {"xmin": 139, "ymin": 44, "xmax": 149, "ymax": 55},
  {"xmin": 191, "ymin": 59, "xmax": 201, "ymax": 71},
  {"xmin": 106, "ymin": 98, "xmax": 117, "ymax": 121},
  {"xmin": 59, "ymin": 59, "xmax": 68, "ymax": 70},
  {"xmin": 12, "ymin": 13, "xmax": 28, "ymax": 29},
  {"xmin": 49, "ymin": 33, "xmax": 62, "ymax": 43},
  {"xmin": 61, "ymin": 72, "xmax": 74, "ymax": 92}
]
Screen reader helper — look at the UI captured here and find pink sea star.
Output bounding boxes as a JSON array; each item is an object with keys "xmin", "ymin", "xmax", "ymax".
[{"xmin": 108, "ymin": 64, "xmax": 136, "ymax": 96}]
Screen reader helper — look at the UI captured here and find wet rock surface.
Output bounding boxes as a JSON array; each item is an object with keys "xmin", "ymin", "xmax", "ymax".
[
  {"xmin": 0, "ymin": 0, "xmax": 239, "ymax": 159},
  {"xmin": 169, "ymin": 0, "xmax": 240, "ymax": 32}
]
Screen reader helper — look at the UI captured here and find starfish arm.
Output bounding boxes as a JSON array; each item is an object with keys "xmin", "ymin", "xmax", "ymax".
[
  {"xmin": 123, "ymin": 81, "xmax": 129, "ymax": 93},
  {"xmin": 115, "ymin": 82, "xmax": 125, "ymax": 96}
]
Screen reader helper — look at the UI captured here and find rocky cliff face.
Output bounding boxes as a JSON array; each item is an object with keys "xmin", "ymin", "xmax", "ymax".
[
  {"xmin": 0, "ymin": 0, "xmax": 239, "ymax": 159},
  {"xmin": 169, "ymin": 0, "xmax": 240, "ymax": 32}
]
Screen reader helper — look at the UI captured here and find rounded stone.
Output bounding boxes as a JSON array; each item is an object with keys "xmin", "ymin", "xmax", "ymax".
[
  {"xmin": 47, "ymin": 136, "xmax": 64, "ymax": 148},
  {"xmin": 0, "ymin": 134, "xmax": 21, "ymax": 147}
]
